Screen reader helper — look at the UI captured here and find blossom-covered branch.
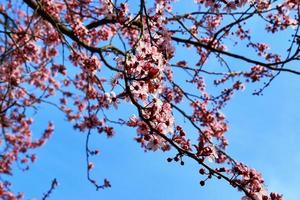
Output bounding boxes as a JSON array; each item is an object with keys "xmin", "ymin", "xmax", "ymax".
[{"xmin": 1, "ymin": 0, "xmax": 299, "ymax": 199}]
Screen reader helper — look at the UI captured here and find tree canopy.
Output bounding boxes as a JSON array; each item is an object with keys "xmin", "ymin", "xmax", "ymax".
[{"xmin": 0, "ymin": 0, "xmax": 299, "ymax": 199}]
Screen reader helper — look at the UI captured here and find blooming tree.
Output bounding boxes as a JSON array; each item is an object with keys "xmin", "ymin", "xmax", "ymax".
[{"xmin": 0, "ymin": 0, "xmax": 299, "ymax": 199}]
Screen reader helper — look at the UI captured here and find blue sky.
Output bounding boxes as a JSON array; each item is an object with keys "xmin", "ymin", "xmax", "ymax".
[
  {"xmin": 10, "ymin": 73, "xmax": 300, "ymax": 200},
  {"xmin": 6, "ymin": 0, "xmax": 300, "ymax": 200}
]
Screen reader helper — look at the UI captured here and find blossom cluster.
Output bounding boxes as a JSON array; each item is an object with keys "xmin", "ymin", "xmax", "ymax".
[{"xmin": 1, "ymin": 0, "xmax": 297, "ymax": 199}]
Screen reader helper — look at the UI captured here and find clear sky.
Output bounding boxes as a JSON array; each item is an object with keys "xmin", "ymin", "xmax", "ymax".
[{"xmin": 7, "ymin": 1, "xmax": 300, "ymax": 200}]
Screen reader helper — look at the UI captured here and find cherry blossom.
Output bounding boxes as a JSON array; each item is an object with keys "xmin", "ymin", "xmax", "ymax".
[{"xmin": 1, "ymin": 0, "xmax": 299, "ymax": 199}]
